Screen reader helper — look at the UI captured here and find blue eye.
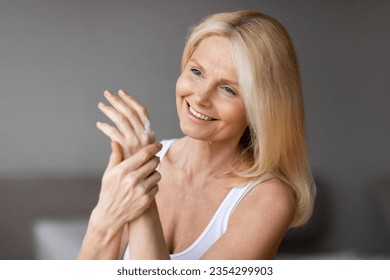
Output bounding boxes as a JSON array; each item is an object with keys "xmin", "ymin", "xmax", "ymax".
[
  {"xmin": 222, "ymin": 86, "xmax": 236, "ymax": 96},
  {"xmin": 191, "ymin": 68, "xmax": 202, "ymax": 77}
]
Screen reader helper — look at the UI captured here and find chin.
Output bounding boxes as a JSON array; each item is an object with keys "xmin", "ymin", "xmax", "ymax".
[
  {"xmin": 179, "ymin": 123, "xmax": 209, "ymax": 142},
  {"xmin": 180, "ymin": 124, "xmax": 201, "ymax": 139}
]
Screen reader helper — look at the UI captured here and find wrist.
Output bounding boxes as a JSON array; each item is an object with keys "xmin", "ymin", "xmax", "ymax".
[{"xmin": 88, "ymin": 207, "xmax": 123, "ymax": 244}]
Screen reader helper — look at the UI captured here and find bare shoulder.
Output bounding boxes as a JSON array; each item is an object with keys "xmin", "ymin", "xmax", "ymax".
[
  {"xmin": 201, "ymin": 178, "xmax": 297, "ymax": 259},
  {"xmin": 232, "ymin": 178, "xmax": 296, "ymax": 224},
  {"xmin": 252, "ymin": 178, "xmax": 296, "ymax": 212}
]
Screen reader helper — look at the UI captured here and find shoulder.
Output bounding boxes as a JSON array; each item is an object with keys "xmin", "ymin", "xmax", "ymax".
[
  {"xmin": 233, "ymin": 178, "xmax": 296, "ymax": 222},
  {"xmin": 228, "ymin": 177, "xmax": 296, "ymax": 238},
  {"xmin": 202, "ymin": 178, "xmax": 297, "ymax": 259},
  {"xmin": 252, "ymin": 178, "xmax": 296, "ymax": 212}
]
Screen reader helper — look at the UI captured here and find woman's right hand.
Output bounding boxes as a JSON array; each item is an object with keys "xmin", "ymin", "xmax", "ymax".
[
  {"xmin": 91, "ymin": 140, "xmax": 162, "ymax": 234},
  {"xmin": 96, "ymin": 89, "xmax": 155, "ymax": 160}
]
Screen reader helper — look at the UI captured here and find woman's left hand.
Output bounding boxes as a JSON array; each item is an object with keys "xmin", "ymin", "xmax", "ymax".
[{"xmin": 97, "ymin": 89, "xmax": 155, "ymax": 159}]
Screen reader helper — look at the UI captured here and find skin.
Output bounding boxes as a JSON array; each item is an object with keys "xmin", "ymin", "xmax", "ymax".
[
  {"xmin": 78, "ymin": 90, "xmax": 162, "ymax": 259},
  {"xmin": 78, "ymin": 36, "xmax": 296, "ymax": 260},
  {"xmin": 77, "ymin": 140, "xmax": 162, "ymax": 259}
]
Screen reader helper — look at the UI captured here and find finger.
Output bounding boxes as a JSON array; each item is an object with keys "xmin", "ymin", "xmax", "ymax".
[
  {"xmin": 96, "ymin": 122, "xmax": 124, "ymax": 143},
  {"xmin": 98, "ymin": 101, "xmax": 134, "ymax": 137},
  {"xmin": 104, "ymin": 90, "xmax": 145, "ymax": 136},
  {"xmin": 107, "ymin": 141, "xmax": 123, "ymax": 169},
  {"xmin": 118, "ymin": 89, "xmax": 150, "ymax": 127},
  {"xmin": 124, "ymin": 191, "xmax": 157, "ymax": 222},
  {"xmin": 130, "ymin": 155, "xmax": 160, "ymax": 181},
  {"xmin": 143, "ymin": 171, "xmax": 162, "ymax": 191},
  {"xmin": 149, "ymin": 185, "xmax": 159, "ymax": 197},
  {"xmin": 119, "ymin": 142, "xmax": 162, "ymax": 171},
  {"xmin": 137, "ymin": 185, "xmax": 159, "ymax": 209}
]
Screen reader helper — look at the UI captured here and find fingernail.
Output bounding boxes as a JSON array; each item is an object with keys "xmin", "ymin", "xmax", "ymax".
[
  {"xmin": 96, "ymin": 121, "xmax": 102, "ymax": 126},
  {"xmin": 118, "ymin": 89, "xmax": 125, "ymax": 96},
  {"xmin": 104, "ymin": 90, "xmax": 111, "ymax": 97},
  {"xmin": 98, "ymin": 102, "xmax": 104, "ymax": 108}
]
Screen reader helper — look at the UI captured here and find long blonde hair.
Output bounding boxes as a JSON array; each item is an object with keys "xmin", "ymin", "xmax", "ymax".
[{"xmin": 181, "ymin": 10, "xmax": 316, "ymax": 227}]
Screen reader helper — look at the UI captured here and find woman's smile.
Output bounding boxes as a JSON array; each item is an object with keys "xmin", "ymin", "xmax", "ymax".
[{"xmin": 187, "ymin": 101, "xmax": 217, "ymax": 122}]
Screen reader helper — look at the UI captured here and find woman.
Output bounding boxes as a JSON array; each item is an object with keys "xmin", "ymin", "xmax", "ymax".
[{"xmin": 78, "ymin": 10, "xmax": 316, "ymax": 260}]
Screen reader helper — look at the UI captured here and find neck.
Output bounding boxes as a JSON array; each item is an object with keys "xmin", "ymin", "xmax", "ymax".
[{"xmin": 176, "ymin": 136, "xmax": 242, "ymax": 181}]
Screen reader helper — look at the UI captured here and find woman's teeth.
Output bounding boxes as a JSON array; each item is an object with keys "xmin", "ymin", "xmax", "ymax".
[{"xmin": 189, "ymin": 106, "xmax": 213, "ymax": 121}]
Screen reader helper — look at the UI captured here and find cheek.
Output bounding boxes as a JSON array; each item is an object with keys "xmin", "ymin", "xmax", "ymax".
[
  {"xmin": 221, "ymin": 101, "xmax": 246, "ymax": 120},
  {"xmin": 237, "ymin": 106, "xmax": 248, "ymax": 128},
  {"xmin": 220, "ymin": 103, "xmax": 247, "ymax": 128}
]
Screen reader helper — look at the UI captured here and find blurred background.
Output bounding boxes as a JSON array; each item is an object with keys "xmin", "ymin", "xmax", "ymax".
[{"xmin": 0, "ymin": 0, "xmax": 389, "ymax": 259}]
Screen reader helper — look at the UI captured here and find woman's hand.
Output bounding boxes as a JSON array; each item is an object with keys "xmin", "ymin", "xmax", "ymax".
[
  {"xmin": 78, "ymin": 141, "xmax": 162, "ymax": 259},
  {"xmin": 92, "ymin": 140, "xmax": 162, "ymax": 234},
  {"xmin": 96, "ymin": 89, "xmax": 155, "ymax": 159}
]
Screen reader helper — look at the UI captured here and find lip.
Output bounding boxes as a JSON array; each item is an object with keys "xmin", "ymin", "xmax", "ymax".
[{"xmin": 185, "ymin": 101, "xmax": 217, "ymax": 123}]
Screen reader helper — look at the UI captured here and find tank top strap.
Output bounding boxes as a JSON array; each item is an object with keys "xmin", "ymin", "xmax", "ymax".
[
  {"xmin": 221, "ymin": 173, "xmax": 274, "ymax": 231},
  {"xmin": 157, "ymin": 139, "xmax": 176, "ymax": 161}
]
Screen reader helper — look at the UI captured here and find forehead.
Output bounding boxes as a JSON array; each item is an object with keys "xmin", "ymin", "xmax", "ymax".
[
  {"xmin": 195, "ymin": 35, "xmax": 230, "ymax": 52},
  {"xmin": 191, "ymin": 36, "xmax": 237, "ymax": 75}
]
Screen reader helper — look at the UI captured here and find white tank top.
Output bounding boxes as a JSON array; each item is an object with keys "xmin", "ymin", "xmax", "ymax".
[{"xmin": 123, "ymin": 139, "xmax": 271, "ymax": 260}]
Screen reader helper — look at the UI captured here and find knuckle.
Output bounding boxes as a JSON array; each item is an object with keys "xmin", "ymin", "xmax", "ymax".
[
  {"xmin": 153, "ymin": 157, "xmax": 160, "ymax": 166},
  {"xmin": 125, "ymin": 173, "xmax": 138, "ymax": 187},
  {"xmin": 126, "ymin": 107, "xmax": 136, "ymax": 118},
  {"xmin": 128, "ymin": 138, "xmax": 140, "ymax": 151},
  {"xmin": 137, "ymin": 181, "xmax": 147, "ymax": 190},
  {"xmin": 150, "ymin": 185, "xmax": 159, "ymax": 195},
  {"xmin": 134, "ymin": 138, "xmax": 142, "ymax": 147},
  {"xmin": 147, "ymin": 188, "xmax": 156, "ymax": 197},
  {"xmin": 141, "ymin": 150, "xmax": 151, "ymax": 162},
  {"xmin": 155, "ymin": 171, "xmax": 162, "ymax": 181},
  {"xmin": 139, "ymin": 133, "xmax": 149, "ymax": 145},
  {"xmin": 125, "ymin": 108, "xmax": 136, "ymax": 119},
  {"xmin": 117, "ymin": 113, "xmax": 127, "ymax": 123},
  {"xmin": 132, "ymin": 185, "xmax": 145, "ymax": 197},
  {"xmin": 141, "ymin": 194, "xmax": 153, "ymax": 206}
]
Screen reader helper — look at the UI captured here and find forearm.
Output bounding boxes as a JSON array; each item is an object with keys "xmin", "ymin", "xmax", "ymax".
[
  {"xmin": 78, "ymin": 208, "xmax": 124, "ymax": 260},
  {"xmin": 127, "ymin": 200, "xmax": 170, "ymax": 260}
]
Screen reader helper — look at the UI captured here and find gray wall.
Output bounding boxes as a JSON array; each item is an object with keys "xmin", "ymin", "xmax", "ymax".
[{"xmin": 1, "ymin": 0, "xmax": 389, "ymax": 257}]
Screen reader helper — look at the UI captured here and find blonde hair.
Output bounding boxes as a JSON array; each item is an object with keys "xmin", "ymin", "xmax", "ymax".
[{"xmin": 181, "ymin": 10, "xmax": 316, "ymax": 227}]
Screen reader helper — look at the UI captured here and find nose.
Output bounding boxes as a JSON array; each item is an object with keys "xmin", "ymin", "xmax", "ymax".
[{"xmin": 194, "ymin": 84, "xmax": 212, "ymax": 107}]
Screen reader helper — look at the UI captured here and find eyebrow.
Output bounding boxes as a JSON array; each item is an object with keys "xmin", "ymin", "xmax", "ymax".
[
  {"xmin": 221, "ymin": 78, "xmax": 239, "ymax": 87},
  {"xmin": 189, "ymin": 58, "xmax": 205, "ymax": 72},
  {"xmin": 189, "ymin": 58, "xmax": 239, "ymax": 87}
]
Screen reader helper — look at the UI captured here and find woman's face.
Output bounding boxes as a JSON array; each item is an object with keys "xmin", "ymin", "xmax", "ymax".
[{"xmin": 176, "ymin": 36, "xmax": 247, "ymax": 145}]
